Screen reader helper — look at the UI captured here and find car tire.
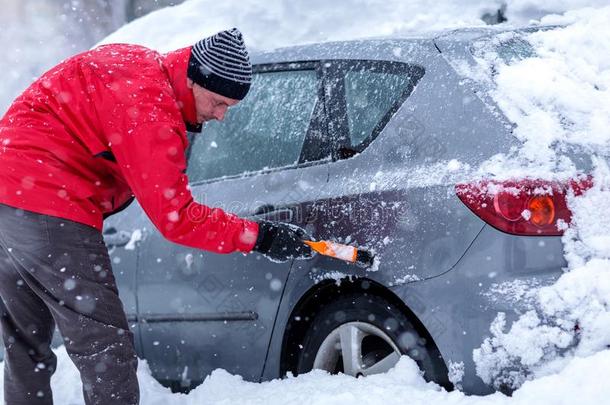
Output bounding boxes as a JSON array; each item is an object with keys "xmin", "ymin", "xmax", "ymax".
[{"xmin": 296, "ymin": 293, "xmax": 449, "ymax": 386}]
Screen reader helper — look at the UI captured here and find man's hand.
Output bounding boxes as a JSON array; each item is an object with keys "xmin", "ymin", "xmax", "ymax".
[{"xmin": 253, "ymin": 220, "xmax": 313, "ymax": 262}]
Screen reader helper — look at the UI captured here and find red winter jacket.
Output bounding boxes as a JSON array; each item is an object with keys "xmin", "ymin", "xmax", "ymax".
[{"xmin": 0, "ymin": 44, "xmax": 258, "ymax": 254}]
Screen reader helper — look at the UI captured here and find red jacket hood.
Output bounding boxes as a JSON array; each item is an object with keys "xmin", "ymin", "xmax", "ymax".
[{"xmin": 162, "ymin": 46, "xmax": 199, "ymax": 130}]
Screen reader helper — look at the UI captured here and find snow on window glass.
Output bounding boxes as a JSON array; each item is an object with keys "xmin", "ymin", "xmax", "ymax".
[
  {"xmin": 472, "ymin": 32, "xmax": 536, "ymax": 70},
  {"xmin": 187, "ymin": 69, "xmax": 318, "ymax": 182},
  {"xmin": 344, "ymin": 70, "xmax": 411, "ymax": 147}
]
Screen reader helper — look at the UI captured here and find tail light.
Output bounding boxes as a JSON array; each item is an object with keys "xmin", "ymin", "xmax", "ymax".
[{"xmin": 455, "ymin": 177, "xmax": 592, "ymax": 236}]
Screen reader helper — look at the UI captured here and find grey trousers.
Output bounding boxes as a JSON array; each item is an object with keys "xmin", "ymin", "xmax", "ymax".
[{"xmin": 0, "ymin": 204, "xmax": 139, "ymax": 405}]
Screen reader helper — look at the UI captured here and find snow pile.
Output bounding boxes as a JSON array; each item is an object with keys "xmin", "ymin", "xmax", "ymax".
[
  {"xmin": 474, "ymin": 165, "xmax": 610, "ymax": 390},
  {"xmin": 470, "ymin": 6, "xmax": 610, "ymax": 390},
  {"xmin": 2, "ymin": 346, "xmax": 610, "ymax": 404},
  {"xmin": 98, "ymin": 0, "xmax": 610, "ymax": 53},
  {"xmin": 99, "ymin": 0, "xmax": 493, "ymax": 52},
  {"xmin": 483, "ymin": 9, "xmax": 610, "ymax": 174}
]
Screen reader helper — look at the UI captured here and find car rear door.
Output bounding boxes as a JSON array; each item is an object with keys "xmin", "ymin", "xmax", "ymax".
[
  {"xmin": 307, "ymin": 59, "xmax": 484, "ymax": 283},
  {"xmin": 136, "ymin": 62, "xmax": 329, "ymax": 387}
]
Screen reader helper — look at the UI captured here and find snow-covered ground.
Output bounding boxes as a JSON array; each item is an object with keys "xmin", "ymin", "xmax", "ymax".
[
  {"xmin": 3, "ymin": 346, "xmax": 609, "ymax": 404},
  {"xmin": 2, "ymin": 0, "xmax": 610, "ymax": 403}
]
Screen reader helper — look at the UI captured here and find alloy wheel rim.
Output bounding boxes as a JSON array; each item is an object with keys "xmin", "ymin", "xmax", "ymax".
[{"xmin": 313, "ymin": 321, "xmax": 402, "ymax": 377}]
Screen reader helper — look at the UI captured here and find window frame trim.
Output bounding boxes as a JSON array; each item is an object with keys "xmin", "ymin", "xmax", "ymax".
[{"xmin": 185, "ymin": 59, "xmax": 426, "ymax": 187}]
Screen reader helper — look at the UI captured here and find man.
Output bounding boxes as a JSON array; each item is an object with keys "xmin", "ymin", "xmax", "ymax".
[{"xmin": 0, "ymin": 28, "xmax": 311, "ymax": 405}]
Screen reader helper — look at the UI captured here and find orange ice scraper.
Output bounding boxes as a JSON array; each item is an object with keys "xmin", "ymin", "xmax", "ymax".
[{"xmin": 304, "ymin": 240, "xmax": 375, "ymax": 267}]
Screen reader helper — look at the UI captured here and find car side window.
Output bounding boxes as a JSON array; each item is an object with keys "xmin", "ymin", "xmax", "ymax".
[
  {"xmin": 187, "ymin": 69, "xmax": 318, "ymax": 182},
  {"xmin": 344, "ymin": 70, "xmax": 412, "ymax": 147},
  {"xmin": 327, "ymin": 61, "xmax": 424, "ymax": 157}
]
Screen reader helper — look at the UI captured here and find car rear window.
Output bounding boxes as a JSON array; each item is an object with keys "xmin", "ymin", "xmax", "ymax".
[{"xmin": 470, "ymin": 31, "xmax": 537, "ymax": 76}]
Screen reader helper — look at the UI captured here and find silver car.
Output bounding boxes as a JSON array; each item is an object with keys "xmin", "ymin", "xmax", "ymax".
[{"xmin": 80, "ymin": 26, "xmax": 584, "ymax": 394}]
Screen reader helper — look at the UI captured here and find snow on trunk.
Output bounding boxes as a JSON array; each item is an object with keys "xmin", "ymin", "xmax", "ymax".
[{"xmin": 469, "ymin": 6, "xmax": 610, "ymax": 390}]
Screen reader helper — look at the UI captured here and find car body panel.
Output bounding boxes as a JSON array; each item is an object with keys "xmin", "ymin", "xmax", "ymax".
[
  {"xmin": 389, "ymin": 224, "xmax": 566, "ymax": 394},
  {"xmin": 310, "ymin": 48, "xmax": 511, "ymax": 282}
]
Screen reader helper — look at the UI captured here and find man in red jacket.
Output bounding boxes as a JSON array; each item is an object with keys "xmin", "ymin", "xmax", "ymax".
[{"xmin": 0, "ymin": 28, "xmax": 310, "ymax": 405}]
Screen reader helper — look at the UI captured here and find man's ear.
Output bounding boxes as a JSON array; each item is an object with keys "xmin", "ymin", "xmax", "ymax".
[{"xmin": 186, "ymin": 78, "xmax": 194, "ymax": 89}]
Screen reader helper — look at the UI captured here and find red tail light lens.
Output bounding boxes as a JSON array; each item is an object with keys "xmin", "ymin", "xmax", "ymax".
[
  {"xmin": 456, "ymin": 177, "xmax": 592, "ymax": 236},
  {"xmin": 528, "ymin": 195, "xmax": 555, "ymax": 227},
  {"xmin": 493, "ymin": 191, "xmax": 526, "ymax": 221}
]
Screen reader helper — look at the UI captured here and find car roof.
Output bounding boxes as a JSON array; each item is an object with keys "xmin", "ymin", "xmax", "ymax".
[
  {"xmin": 250, "ymin": 25, "xmax": 559, "ymax": 66},
  {"xmin": 250, "ymin": 37, "xmax": 439, "ymax": 66}
]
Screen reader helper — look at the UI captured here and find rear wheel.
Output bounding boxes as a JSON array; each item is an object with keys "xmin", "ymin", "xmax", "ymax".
[{"xmin": 296, "ymin": 293, "xmax": 448, "ymax": 385}]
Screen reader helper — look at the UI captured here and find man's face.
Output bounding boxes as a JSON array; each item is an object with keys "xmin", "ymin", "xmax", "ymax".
[{"xmin": 187, "ymin": 79, "xmax": 240, "ymax": 123}]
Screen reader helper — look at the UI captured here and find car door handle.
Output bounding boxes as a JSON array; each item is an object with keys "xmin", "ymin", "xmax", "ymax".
[
  {"xmin": 103, "ymin": 227, "xmax": 132, "ymax": 247},
  {"xmin": 251, "ymin": 205, "xmax": 294, "ymax": 222}
]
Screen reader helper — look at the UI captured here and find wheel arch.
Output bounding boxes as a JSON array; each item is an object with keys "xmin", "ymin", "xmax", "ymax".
[{"xmin": 279, "ymin": 277, "xmax": 451, "ymax": 387}]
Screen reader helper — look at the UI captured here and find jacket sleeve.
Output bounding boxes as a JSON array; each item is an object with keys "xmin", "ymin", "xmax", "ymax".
[{"xmin": 98, "ymin": 72, "xmax": 259, "ymax": 254}]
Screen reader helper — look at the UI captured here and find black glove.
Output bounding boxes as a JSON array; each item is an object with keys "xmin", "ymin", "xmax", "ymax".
[{"xmin": 253, "ymin": 220, "xmax": 313, "ymax": 262}]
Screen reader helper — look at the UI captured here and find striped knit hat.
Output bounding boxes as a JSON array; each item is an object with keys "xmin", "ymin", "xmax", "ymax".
[{"xmin": 187, "ymin": 28, "xmax": 252, "ymax": 100}]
